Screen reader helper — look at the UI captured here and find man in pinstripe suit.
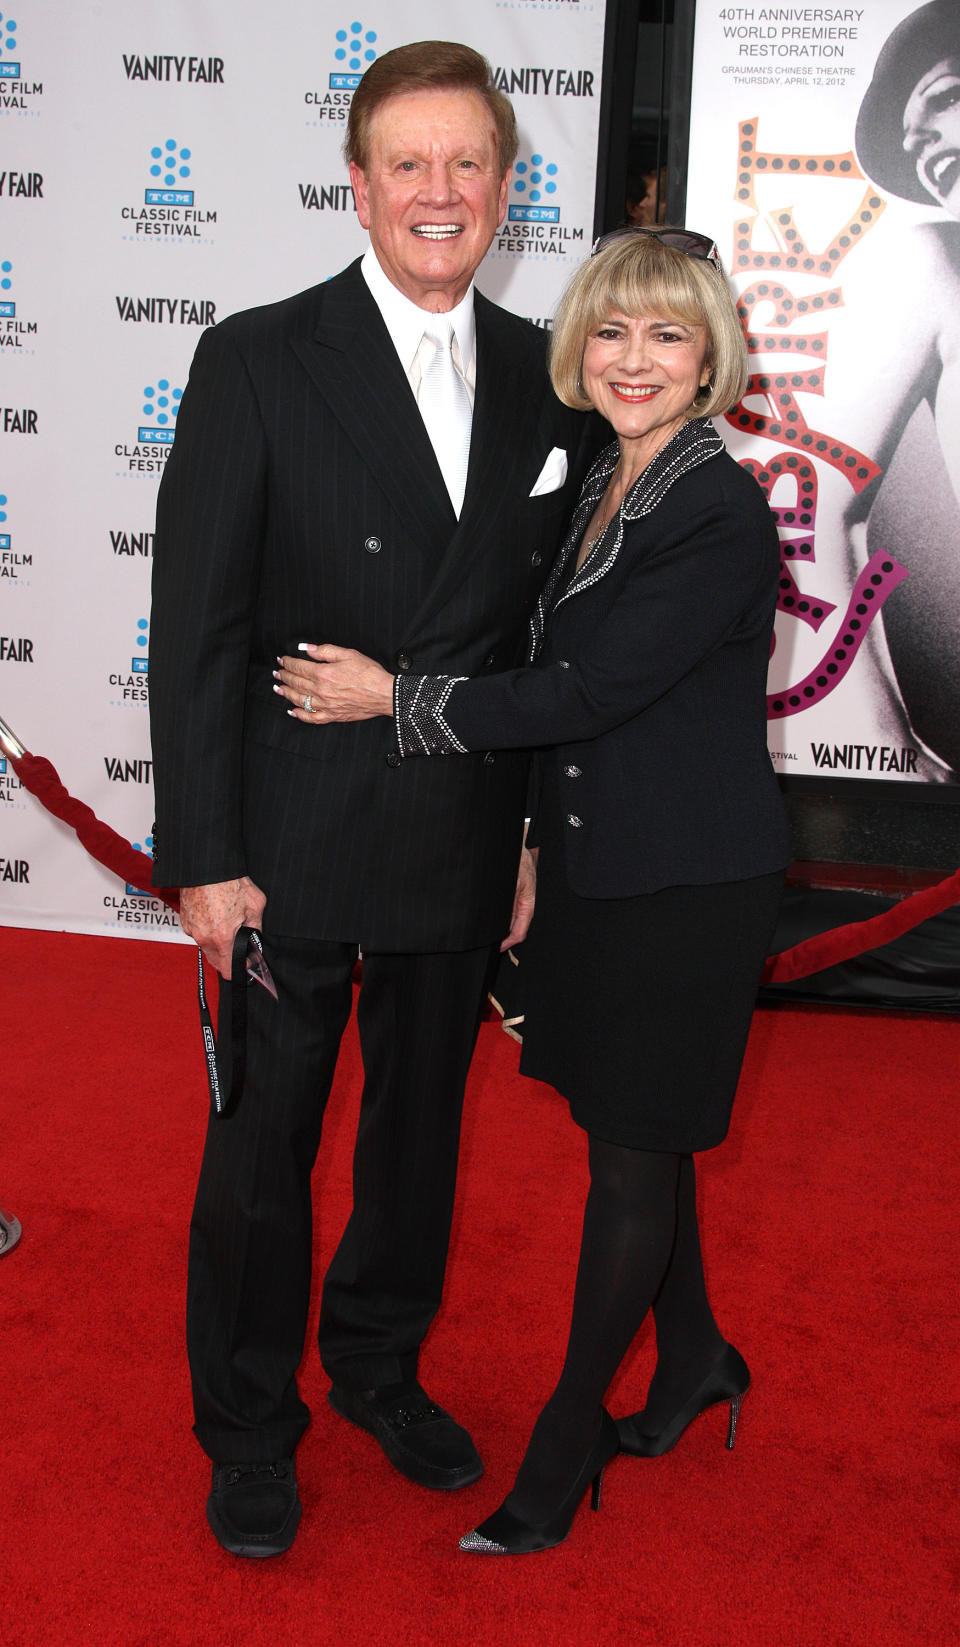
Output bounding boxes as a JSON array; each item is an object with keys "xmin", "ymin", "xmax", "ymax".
[{"xmin": 149, "ymin": 41, "xmax": 597, "ymax": 1555}]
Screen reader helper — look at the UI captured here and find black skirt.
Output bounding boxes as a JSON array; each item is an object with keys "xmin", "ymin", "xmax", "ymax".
[{"xmin": 515, "ymin": 843, "xmax": 784, "ymax": 1152}]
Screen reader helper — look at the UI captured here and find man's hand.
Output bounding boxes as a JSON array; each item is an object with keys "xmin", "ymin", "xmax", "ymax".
[
  {"xmin": 501, "ymin": 843, "xmax": 538, "ymax": 952},
  {"xmin": 274, "ymin": 644, "xmax": 394, "ymax": 723},
  {"xmin": 179, "ymin": 877, "xmax": 267, "ymax": 978}
]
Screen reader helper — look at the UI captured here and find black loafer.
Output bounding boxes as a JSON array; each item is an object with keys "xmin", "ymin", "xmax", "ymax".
[
  {"xmin": 207, "ymin": 1459, "xmax": 302, "ymax": 1557},
  {"xmin": 328, "ymin": 1380, "xmax": 483, "ymax": 1490}
]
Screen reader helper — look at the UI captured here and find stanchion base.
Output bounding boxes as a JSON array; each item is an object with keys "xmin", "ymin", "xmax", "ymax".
[{"xmin": 0, "ymin": 1210, "xmax": 22, "ymax": 1256}]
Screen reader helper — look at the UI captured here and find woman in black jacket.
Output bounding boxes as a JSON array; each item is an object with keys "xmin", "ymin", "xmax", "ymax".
[{"xmin": 275, "ymin": 228, "xmax": 791, "ymax": 1555}]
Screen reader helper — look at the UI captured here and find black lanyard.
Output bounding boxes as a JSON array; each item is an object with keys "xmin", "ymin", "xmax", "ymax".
[{"xmin": 196, "ymin": 926, "xmax": 268, "ymax": 1115}]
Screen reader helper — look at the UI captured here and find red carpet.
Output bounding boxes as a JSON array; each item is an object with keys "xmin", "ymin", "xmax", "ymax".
[{"xmin": 2, "ymin": 928, "xmax": 957, "ymax": 1645}]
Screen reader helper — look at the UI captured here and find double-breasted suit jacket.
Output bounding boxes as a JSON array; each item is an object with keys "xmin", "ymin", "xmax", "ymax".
[
  {"xmin": 150, "ymin": 259, "xmax": 598, "ymax": 950},
  {"xmin": 395, "ymin": 421, "xmax": 791, "ymax": 893}
]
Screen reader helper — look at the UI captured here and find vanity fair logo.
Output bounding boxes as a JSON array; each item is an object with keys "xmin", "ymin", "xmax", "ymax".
[
  {"xmin": 114, "ymin": 294, "xmax": 216, "ymax": 326},
  {"xmin": 304, "ymin": 19, "xmax": 382, "ymax": 126},
  {"xmin": 0, "ymin": 633, "xmax": 33, "ymax": 660},
  {"xmin": 0, "ymin": 10, "xmax": 43, "ymax": 116},
  {"xmin": 0, "ymin": 851, "xmax": 29, "ymax": 882},
  {"xmin": 2, "ymin": 404, "xmax": 36, "ymax": 430},
  {"xmin": 120, "ymin": 139, "xmax": 218, "ymax": 243},
  {"xmin": 122, "ymin": 53, "xmax": 224, "ymax": 84},
  {"xmin": 298, "ymin": 180, "xmax": 357, "ymax": 212},
  {"xmin": 110, "ymin": 526, "xmax": 154, "ymax": 559},
  {"xmin": 1, "ymin": 258, "xmax": 38, "ymax": 353},
  {"xmin": 105, "ymin": 756, "xmax": 153, "ymax": 784},
  {"xmin": 115, "ymin": 377, "xmax": 182, "ymax": 476},
  {"xmin": 0, "ymin": 168, "xmax": 42, "ymax": 196},
  {"xmin": 492, "ymin": 66, "xmax": 595, "ymax": 98}
]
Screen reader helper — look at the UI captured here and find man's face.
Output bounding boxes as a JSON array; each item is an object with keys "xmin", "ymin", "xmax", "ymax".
[
  {"xmin": 350, "ymin": 87, "xmax": 509, "ymax": 312},
  {"xmin": 903, "ymin": 54, "xmax": 960, "ymax": 215}
]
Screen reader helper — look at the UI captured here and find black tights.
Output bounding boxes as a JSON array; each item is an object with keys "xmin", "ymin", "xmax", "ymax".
[{"xmin": 507, "ymin": 1136, "xmax": 726, "ymax": 1523}]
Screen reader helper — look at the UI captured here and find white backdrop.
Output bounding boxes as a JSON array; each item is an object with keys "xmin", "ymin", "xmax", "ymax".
[{"xmin": 0, "ymin": 0, "xmax": 608, "ymax": 938}]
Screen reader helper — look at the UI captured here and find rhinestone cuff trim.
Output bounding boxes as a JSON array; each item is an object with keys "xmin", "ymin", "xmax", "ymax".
[{"xmin": 394, "ymin": 673, "xmax": 469, "ymax": 757}]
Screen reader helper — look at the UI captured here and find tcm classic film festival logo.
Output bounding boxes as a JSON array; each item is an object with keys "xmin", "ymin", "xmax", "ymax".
[
  {"xmin": 0, "ymin": 11, "xmax": 43, "ymax": 115},
  {"xmin": 121, "ymin": 138, "xmax": 218, "ymax": 243},
  {"xmin": 0, "ymin": 486, "xmax": 31, "ymax": 586},
  {"xmin": 108, "ymin": 615, "xmax": 149, "ymax": 707},
  {"xmin": 103, "ymin": 824, "xmax": 179, "ymax": 931},
  {"xmin": 0, "ymin": 258, "xmax": 38, "ymax": 354},
  {"xmin": 115, "ymin": 374, "xmax": 182, "ymax": 477},
  {"xmin": 0, "ymin": 751, "xmax": 25, "ymax": 809},
  {"xmin": 494, "ymin": 152, "xmax": 585, "ymax": 258},
  {"xmin": 305, "ymin": 19, "xmax": 380, "ymax": 128}
]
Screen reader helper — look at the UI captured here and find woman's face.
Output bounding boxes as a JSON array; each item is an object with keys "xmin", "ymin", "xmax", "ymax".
[
  {"xmin": 581, "ymin": 310, "xmax": 710, "ymax": 459},
  {"xmin": 903, "ymin": 54, "xmax": 960, "ymax": 215}
]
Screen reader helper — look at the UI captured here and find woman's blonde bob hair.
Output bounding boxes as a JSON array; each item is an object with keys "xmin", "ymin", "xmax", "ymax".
[{"xmin": 550, "ymin": 231, "xmax": 748, "ymax": 421}]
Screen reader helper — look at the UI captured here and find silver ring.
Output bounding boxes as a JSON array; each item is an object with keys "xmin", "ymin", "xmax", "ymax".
[{"xmin": 303, "ymin": 694, "xmax": 313, "ymax": 713}]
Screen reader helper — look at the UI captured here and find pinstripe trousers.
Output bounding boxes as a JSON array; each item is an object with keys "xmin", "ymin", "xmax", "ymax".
[{"xmin": 186, "ymin": 929, "xmax": 496, "ymax": 1464}]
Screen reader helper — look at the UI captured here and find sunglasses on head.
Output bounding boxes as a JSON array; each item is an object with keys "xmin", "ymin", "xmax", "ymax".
[{"xmin": 590, "ymin": 227, "xmax": 722, "ymax": 271}]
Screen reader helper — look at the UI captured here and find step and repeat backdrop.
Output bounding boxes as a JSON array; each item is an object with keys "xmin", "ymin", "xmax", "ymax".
[
  {"xmin": 0, "ymin": 0, "xmax": 608, "ymax": 938},
  {"xmin": 686, "ymin": 0, "xmax": 960, "ymax": 791}
]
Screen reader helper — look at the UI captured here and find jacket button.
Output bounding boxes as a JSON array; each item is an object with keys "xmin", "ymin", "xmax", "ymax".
[
  {"xmin": 563, "ymin": 765, "xmax": 582, "ymax": 779},
  {"xmin": 531, "ymin": 551, "xmax": 542, "ymax": 567},
  {"xmin": 483, "ymin": 653, "xmax": 495, "ymax": 668},
  {"xmin": 566, "ymin": 813, "xmax": 583, "ymax": 828},
  {"xmin": 364, "ymin": 535, "xmax": 381, "ymax": 554},
  {"xmin": 557, "ymin": 659, "xmax": 571, "ymax": 669},
  {"xmin": 386, "ymin": 752, "xmax": 401, "ymax": 768},
  {"xmin": 483, "ymin": 751, "xmax": 495, "ymax": 765},
  {"xmin": 396, "ymin": 650, "xmax": 412, "ymax": 672}
]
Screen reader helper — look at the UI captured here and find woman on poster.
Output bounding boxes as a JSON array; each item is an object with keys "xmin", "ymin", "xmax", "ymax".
[{"xmin": 838, "ymin": 0, "xmax": 960, "ymax": 774}]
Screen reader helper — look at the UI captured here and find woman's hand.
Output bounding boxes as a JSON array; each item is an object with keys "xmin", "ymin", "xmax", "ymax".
[{"xmin": 274, "ymin": 644, "xmax": 394, "ymax": 723}]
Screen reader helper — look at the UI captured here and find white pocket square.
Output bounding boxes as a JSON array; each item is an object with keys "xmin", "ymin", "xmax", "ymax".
[{"xmin": 529, "ymin": 447, "xmax": 568, "ymax": 497}]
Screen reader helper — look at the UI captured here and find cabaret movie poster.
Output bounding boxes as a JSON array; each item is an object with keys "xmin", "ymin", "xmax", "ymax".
[{"xmin": 686, "ymin": 0, "xmax": 960, "ymax": 785}]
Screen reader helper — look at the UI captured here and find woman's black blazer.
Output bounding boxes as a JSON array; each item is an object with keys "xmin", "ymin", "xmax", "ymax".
[{"xmin": 397, "ymin": 421, "xmax": 791, "ymax": 897}]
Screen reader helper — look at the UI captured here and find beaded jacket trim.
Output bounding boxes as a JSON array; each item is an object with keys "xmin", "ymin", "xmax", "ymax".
[
  {"xmin": 394, "ymin": 671, "xmax": 469, "ymax": 757},
  {"xmin": 527, "ymin": 418, "xmax": 726, "ymax": 661}
]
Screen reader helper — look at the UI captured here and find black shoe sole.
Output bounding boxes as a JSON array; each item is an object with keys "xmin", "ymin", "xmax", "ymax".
[{"xmin": 328, "ymin": 1386, "xmax": 483, "ymax": 1491}]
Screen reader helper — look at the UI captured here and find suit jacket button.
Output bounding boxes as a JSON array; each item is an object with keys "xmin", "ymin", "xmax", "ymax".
[
  {"xmin": 531, "ymin": 551, "xmax": 543, "ymax": 567},
  {"xmin": 484, "ymin": 653, "xmax": 495, "ymax": 668},
  {"xmin": 563, "ymin": 765, "xmax": 582, "ymax": 778},
  {"xmin": 386, "ymin": 752, "xmax": 401, "ymax": 768},
  {"xmin": 558, "ymin": 659, "xmax": 571, "ymax": 669},
  {"xmin": 396, "ymin": 650, "xmax": 412, "ymax": 671},
  {"xmin": 364, "ymin": 535, "xmax": 382, "ymax": 554},
  {"xmin": 566, "ymin": 813, "xmax": 583, "ymax": 828},
  {"xmin": 483, "ymin": 751, "xmax": 495, "ymax": 765}
]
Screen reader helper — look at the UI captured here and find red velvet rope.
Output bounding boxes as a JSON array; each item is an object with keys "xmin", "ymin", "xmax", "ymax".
[
  {"xmin": 10, "ymin": 749, "xmax": 180, "ymax": 912},
  {"xmin": 761, "ymin": 866, "xmax": 960, "ymax": 985},
  {"xmin": 9, "ymin": 745, "xmax": 959, "ymax": 985}
]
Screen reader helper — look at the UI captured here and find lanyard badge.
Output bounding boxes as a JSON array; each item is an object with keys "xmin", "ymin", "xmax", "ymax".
[{"xmin": 197, "ymin": 926, "xmax": 277, "ymax": 1115}]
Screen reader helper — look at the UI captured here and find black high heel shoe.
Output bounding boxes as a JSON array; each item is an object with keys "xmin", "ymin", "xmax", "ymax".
[
  {"xmin": 459, "ymin": 1409, "xmax": 620, "ymax": 1555},
  {"xmin": 617, "ymin": 1344, "xmax": 750, "ymax": 1457}
]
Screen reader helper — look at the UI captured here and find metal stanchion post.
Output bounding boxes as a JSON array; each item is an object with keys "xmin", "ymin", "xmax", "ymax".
[{"xmin": 0, "ymin": 1209, "xmax": 22, "ymax": 1255}]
